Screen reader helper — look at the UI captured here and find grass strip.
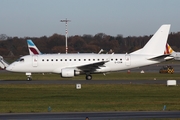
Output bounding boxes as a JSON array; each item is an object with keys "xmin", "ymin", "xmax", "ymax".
[{"xmin": 0, "ymin": 84, "xmax": 180, "ymax": 113}]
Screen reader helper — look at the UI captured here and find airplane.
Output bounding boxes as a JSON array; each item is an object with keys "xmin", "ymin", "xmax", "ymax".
[
  {"xmin": 27, "ymin": 39, "xmax": 42, "ymax": 55},
  {"xmin": 0, "ymin": 56, "xmax": 9, "ymax": 69},
  {"xmin": 164, "ymin": 43, "xmax": 180, "ymax": 60},
  {"xmin": 5, "ymin": 24, "xmax": 172, "ymax": 81}
]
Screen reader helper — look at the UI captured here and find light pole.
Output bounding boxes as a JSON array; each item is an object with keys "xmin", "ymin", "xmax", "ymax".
[{"xmin": 60, "ymin": 18, "xmax": 71, "ymax": 54}]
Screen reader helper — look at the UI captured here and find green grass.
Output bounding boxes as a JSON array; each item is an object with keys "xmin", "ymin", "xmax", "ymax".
[
  {"xmin": 0, "ymin": 84, "xmax": 180, "ymax": 113},
  {"xmin": 0, "ymin": 71, "xmax": 180, "ymax": 113}
]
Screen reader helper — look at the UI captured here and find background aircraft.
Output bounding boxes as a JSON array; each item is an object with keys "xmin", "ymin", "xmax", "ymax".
[
  {"xmin": 164, "ymin": 43, "xmax": 180, "ymax": 60},
  {"xmin": 6, "ymin": 25, "xmax": 171, "ymax": 80},
  {"xmin": 0, "ymin": 56, "xmax": 9, "ymax": 69}
]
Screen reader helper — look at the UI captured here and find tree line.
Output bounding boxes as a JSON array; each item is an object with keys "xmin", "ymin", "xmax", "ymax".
[{"xmin": 0, "ymin": 32, "xmax": 180, "ymax": 57}]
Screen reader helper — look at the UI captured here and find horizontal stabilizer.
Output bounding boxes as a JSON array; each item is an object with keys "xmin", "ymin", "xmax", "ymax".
[{"xmin": 148, "ymin": 54, "xmax": 172, "ymax": 61}]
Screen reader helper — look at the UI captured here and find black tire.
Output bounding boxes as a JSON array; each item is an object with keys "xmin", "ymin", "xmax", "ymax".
[
  {"xmin": 27, "ymin": 77, "xmax": 32, "ymax": 81},
  {"xmin": 86, "ymin": 75, "xmax": 92, "ymax": 80}
]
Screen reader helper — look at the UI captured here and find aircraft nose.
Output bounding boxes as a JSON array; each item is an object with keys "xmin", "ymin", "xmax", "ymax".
[{"xmin": 6, "ymin": 65, "xmax": 13, "ymax": 71}]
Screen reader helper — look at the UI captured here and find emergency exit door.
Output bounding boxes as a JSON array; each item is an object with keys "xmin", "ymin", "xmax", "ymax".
[{"xmin": 125, "ymin": 54, "xmax": 131, "ymax": 66}]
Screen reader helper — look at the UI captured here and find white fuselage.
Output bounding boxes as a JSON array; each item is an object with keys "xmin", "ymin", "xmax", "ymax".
[{"xmin": 6, "ymin": 53, "xmax": 161, "ymax": 74}]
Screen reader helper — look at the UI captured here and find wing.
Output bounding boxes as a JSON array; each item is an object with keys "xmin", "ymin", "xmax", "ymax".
[{"xmin": 77, "ymin": 61, "xmax": 108, "ymax": 72}]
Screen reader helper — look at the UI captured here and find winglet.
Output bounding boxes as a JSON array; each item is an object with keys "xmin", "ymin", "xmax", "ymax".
[{"xmin": 27, "ymin": 39, "xmax": 42, "ymax": 55}]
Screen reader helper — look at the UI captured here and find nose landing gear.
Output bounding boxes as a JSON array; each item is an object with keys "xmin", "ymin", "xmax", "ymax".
[
  {"xmin": 26, "ymin": 73, "xmax": 32, "ymax": 81},
  {"xmin": 27, "ymin": 76, "xmax": 32, "ymax": 81}
]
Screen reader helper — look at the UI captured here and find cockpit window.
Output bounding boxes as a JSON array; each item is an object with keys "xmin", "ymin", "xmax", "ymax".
[
  {"xmin": 20, "ymin": 58, "xmax": 24, "ymax": 62},
  {"xmin": 16, "ymin": 58, "xmax": 24, "ymax": 62}
]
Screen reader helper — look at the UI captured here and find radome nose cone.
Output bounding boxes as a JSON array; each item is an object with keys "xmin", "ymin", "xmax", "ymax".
[{"xmin": 6, "ymin": 65, "xmax": 12, "ymax": 71}]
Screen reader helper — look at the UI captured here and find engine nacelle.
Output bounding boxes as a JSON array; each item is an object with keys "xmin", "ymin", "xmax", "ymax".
[{"xmin": 61, "ymin": 68, "xmax": 80, "ymax": 77}]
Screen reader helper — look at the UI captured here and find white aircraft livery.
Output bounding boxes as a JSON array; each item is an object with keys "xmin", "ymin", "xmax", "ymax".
[{"xmin": 6, "ymin": 24, "xmax": 171, "ymax": 80}]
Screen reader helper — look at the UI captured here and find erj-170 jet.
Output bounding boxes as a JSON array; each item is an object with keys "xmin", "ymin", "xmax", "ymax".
[{"xmin": 6, "ymin": 24, "xmax": 172, "ymax": 80}]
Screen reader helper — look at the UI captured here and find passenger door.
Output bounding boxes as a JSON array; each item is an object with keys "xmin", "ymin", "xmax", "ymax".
[{"xmin": 32, "ymin": 55, "xmax": 38, "ymax": 67}]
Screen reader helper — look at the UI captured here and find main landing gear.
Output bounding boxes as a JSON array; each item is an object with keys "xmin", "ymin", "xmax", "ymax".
[{"xmin": 86, "ymin": 74, "xmax": 92, "ymax": 80}]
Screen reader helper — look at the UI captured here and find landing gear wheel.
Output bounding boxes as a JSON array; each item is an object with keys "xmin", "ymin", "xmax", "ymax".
[
  {"xmin": 27, "ymin": 77, "xmax": 32, "ymax": 81},
  {"xmin": 86, "ymin": 75, "xmax": 92, "ymax": 80}
]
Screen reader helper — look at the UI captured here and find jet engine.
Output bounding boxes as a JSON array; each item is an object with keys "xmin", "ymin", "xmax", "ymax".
[{"xmin": 61, "ymin": 68, "xmax": 80, "ymax": 77}]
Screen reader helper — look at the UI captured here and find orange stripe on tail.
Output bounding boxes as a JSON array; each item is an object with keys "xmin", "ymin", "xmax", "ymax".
[{"xmin": 164, "ymin": 43, "xmax": 174, "ymax": 54}]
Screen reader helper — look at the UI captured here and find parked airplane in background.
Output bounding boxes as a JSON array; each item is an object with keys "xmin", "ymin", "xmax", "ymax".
[
  {"xmin": 0, "ymin": 56, "xmax": 8, "ymax": 69},
  {"xmin": 164, "ymin": 43, "xmax": 180, "ymax": 60},
  {"xmin": 27, "ymin": 39, "xmax": 42, "ymax": 55},
  {"xmin": 6, "ymin": 25, "xmax": 171, "ymax": 81}
]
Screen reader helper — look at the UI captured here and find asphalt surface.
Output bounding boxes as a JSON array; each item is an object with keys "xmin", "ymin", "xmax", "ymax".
[
  {"xmin": 1, "ymin": 111, "xmax": 180, "ymax": 120},
  {"xmin": 0, "ymin": 79, "xmax": 179, "ymax": 85}
]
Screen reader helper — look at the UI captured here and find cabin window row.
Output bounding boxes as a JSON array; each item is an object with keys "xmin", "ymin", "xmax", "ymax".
[{"xmin": 41, "ymin": 58, "xmax": 123, "ymax": 62}]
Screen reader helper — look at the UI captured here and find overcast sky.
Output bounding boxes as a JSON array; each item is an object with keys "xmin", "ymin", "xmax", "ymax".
[{"xmin": 0, "ymin": 0, "xmax": 180, "ymax": 37}]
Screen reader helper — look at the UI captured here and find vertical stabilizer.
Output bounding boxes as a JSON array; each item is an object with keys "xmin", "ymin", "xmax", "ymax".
[
  {"xmin": 27, "ymin": 39, "xmax": 42, "ymax": 55},
  {"xmin": 131, "ymin": 24, "xmax": 171, "ymax": 55},
  {"xmin": 165, "ymin": 43, "xmax": 180, "ymax": 60},
  {"xmin": 164, "ymin": 43, "xmax": 174, "ymax": 54}
]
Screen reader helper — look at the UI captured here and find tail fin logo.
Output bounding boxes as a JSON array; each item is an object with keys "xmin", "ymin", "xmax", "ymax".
[
  {"xmin": 164, "ymin": 43, "xmax": 174, "ymax": 54},
  {"xmin": 29, "ymin": 47, "xmax": 40, "ymax": 55},
  {"xmin": 27, "ymin": 39, "xmax": 42, "ymax": 55}
]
